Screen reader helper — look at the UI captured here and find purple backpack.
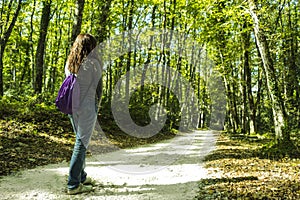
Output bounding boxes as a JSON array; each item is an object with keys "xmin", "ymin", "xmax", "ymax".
[{"xmin": 55, "ymin": 74, "xmax": 80, "ymax": 114}]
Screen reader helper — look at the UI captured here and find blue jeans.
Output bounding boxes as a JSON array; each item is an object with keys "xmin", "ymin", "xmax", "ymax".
[{"xmin": 67, "ymin": 115, "xmax": 88, "ymax": 190}]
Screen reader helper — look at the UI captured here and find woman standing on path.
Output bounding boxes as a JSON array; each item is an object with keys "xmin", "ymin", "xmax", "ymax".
[{"xmin": 65, "ymin": 33, "xmax": 102, "ymax": 195}]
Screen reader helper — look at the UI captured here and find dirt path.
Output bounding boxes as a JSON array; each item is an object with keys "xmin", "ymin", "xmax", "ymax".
[{"xmin": 0, "ymin": 130, "xmax": 219, "ymax": 200}]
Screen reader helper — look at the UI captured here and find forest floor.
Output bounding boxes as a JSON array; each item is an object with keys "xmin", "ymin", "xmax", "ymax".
[{"xmin": 196, "ymin": 133, "xmax": 300, "ymax": 199}]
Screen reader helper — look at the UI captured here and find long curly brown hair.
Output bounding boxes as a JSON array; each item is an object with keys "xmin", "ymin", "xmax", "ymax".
[{"xmin": 67, "ymin": 34, "xmax": 97, "ymax": 74}]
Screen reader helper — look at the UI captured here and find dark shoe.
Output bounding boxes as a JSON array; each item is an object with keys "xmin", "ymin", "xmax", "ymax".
[{"xmin": 67, "ymin": 183, "xmax": 93, "ymax": 195}]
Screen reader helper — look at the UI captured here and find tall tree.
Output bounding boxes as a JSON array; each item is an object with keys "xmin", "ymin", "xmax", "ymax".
[
  {"xmin": 248, "ymin": 0, "xmax": 289, "ymax": 142},
  {"xmin": 71, "ymin": 0, "xmax": 85, "ymax": 44},
  {"xmin": 0, "ymin": 0, "xmax": 22, "ymax": 96},
  {"xmin": 34, "ymin": 0, "xmax": 51, "ymax": 93},
  {"xmin": 96, "ymin": 0, "xmax": 112, "ymax": 43},
  {"xmin": 125, "ymin": 0, "xmax": 134, "ymax": 100},
  {"xmin": 242, "ymin": 21, "xmax": 255, "ymax": 134}
]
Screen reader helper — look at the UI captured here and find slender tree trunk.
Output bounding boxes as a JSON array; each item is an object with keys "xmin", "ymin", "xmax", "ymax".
[
  {"xmin": 0, "ymin": 0, "xmax": 22, "ymax": 97},
  {"xmin": 71, "ymin": 0, "xmax": 85, "ymax": 44},
  {"xmin": 285, "ymin": 1, "xmax": 299, "ymax": 128},
  {"xmin": 0, "ymin": 45, "xmax": 4, "ymax": 97},
  {"xmin": 97, "ymin": 0, "xmax": 112, "ymax": 43},
  {"xmin": 108, "ymin": 63, "xmax": 112, "ymax": 102},
  {"xmin": 34, "ymin": 0, "xmax": 51, "ymax": 94},
  {"xmin": 125, "ymin": 0, "xmax": 134, "ymax": 101},
  {"xmin": 140, "ymin": 5, "xmax": 157, "ymax": 101},
  {"xmin": 157, "ymin": 0, "xmax": 167, "ymax": 118},
  {"xmin": 231, "ymin": 67, "xmax": 240, "ymax": 132},
  {"xmin": 65, "ymin": 9, "xmax": 73, "ymax": 62},
  {"xmin": 242, "ymin": 21, "xmax": 255, "ymax": 134},
  {"xmin": 223, "ymin": 80, "xmax": 236, "ymax": 132},
  {"xmin": 165, "ymin": 0, "xmax": 176, "ymax": 111},
  {"xmin": 53, "ymin": 10, "xmax": 62, "ymax": 92},
  {"xmin": 294, "ymin": 2, "xmax": 300, "ymax": 128},
  {"xmin": 30, "ymin": 0, "xmax": 36, "ymax": 88},
  {"xmin": 248, "ymin": 0, "xmax": 289, "ymax": 142},
  {"xmin": 93, "ymin": 0, "xmax": 112, "ymax": 105},
  {"xmin": 20, "ymin": 0, "xmax": 36, "ymax": 90},
  {"xmin": 241, "ymin": 61, "xmax": 248, "ymax": 134}
]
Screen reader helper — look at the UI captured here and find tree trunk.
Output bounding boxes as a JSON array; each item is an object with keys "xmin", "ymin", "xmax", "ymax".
[
  {"xmin": 0, "ymin": 0, "xmax": 22, "ymax": 97},
  {"xmin": 71, "ymin": 0, "xmax": 85, "ymax": 44},
  {"xmin": 158, "ymin": 0, "xmax": 168, "ymax": 116},
  {"xmin": 241, "ymin": 62, "xmax": 248, "ymax": 134},
  {"xmin": 97, "ymin": 0, "xmax": 112, "ymax": 43},
  {"xmin": 20, "ymin": 0, "xmax": 36, "ymax": 90},
  {"xmin": 125, "ymin": 0, "xmax": 134, "ymax": 101},
  {"xmin": 34, "ymin": 0, "xmax": 51, "ymax": 94},
  {"xmin": 30, "ymin": 0, "xmax": 36, "ymax": 88},
  {"xmin": 140, "ymin": 5, "xmax": 157, "ymax": 101},
  {"xmin": 294, "ymin": 2, "xmax": 300, "ymax": 128},
  {"xmin": 285, "ymin": 1, "xmax": 299, "ymax": 128},
  {"xmin": 231, "ymin": 67, "xmax": 240, "ymax": 132},
  {"xmin": 224, "ymin": 77, "xmax": 237, "ymax": 133},
  {"xmin": 248, "ymin": 0, "xmax": 289, "ymax": 142},
  {"xmin": 165, "ymin": 0, "xmax": 176, "ymax": 110},
  {"xmin": 242, "ymin": 21, "xmax": 255, "ymax": 134}
]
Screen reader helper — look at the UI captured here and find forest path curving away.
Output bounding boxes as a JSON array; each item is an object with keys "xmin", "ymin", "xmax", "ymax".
[{"xmin": 0, "ymin": 130, "xmax": 219, "ymax": 200}]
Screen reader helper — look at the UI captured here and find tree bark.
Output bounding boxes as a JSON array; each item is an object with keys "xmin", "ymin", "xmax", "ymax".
[{"xmin": 34, "ymin": 0, "xmax": 51, "ymax": 94}]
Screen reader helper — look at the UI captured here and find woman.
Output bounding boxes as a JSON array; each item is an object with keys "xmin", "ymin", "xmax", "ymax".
[{"xmin": 65, "ymin": 34, "xmax": 102, "ymax": 195}]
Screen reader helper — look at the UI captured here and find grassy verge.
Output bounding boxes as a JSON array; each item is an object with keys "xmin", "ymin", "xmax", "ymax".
[{"xmin": 196, "ymin": 133, "xmax": 300, "ymax": 200}]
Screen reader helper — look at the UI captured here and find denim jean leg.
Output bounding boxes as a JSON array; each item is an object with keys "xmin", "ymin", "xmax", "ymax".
[
  {"xmin": 81, "ymin": 161, "xmax": 87, "ymax": 183},
  {"xmin": 68, "ymin": 114, "xmax": 77, "ymax": 133},
  {"xmin": 67, "ymin": 134, "xmax": 87, "ymax": 190}
]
